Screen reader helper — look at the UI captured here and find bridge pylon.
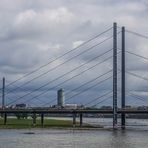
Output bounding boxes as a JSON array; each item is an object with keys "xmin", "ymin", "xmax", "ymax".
[
  {"xmin": 113, "ymin": 22, "xmax": 118, "ymax": 129},
  {"xmin": 2, "ymin": 77, "xmax": 5, "ymax": 109},
  {"xmin": 121, "ymin": 26, "xmax": 126, "ymax": 129}
]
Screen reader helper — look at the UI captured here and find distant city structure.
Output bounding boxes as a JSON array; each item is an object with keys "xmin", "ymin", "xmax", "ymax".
[
  {"xmin": 15, "ymin": 103, "xmax": 26, "ymax": 109},
  {"xmin": 57, "ymin": 88, "xmax": 65, "ymax": 107},
  {"xmin": 64, "ymin": 104, "xmax": 78, "ymax": 109},
  {"xmin": 56, "ymin": 88, "xmax": 81, "ymax": 109}
]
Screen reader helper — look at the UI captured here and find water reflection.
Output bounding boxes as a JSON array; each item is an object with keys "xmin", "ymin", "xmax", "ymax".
[
  {"xmin": 109, "ymin": 130, "xmax": 132, "ymax": 148},
  {"xmin": 0, "ymin": 129, "xmax": 148, "ymax": 148}
]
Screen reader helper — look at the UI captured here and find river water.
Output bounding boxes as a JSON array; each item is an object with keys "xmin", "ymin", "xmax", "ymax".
[
  {"xmin": 48, "ymin": 117, "xmax": 148, "ymax": 129},
  {"xmin": 0, "ymin": 129, "xmax": 148, "ymax": 148},
  {"xmin": 0, "ymin": 118, "xmax": 148, "ymax": 148}
]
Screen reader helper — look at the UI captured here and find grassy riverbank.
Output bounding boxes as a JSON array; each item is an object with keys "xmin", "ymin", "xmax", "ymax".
[{"xmin": 0, "ymin": 118, "xmax": 98, "ymax": 129}]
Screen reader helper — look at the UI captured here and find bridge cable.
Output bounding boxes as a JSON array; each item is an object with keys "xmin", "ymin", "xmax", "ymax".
[
  {"xmin": 26, "ymin": 72, "xmax": 113, "ymax": 106},
  {"xmin": 4, "ymin": 27, "xmax": 113, "ymax": 89},
  {"xmin": 5, "ymin": 48, "xmax": 112, "ymax": 103},
  {"xmin": 84, "ymin": 91, "xmax": 112, "ymax": 106},
  {"xmin": 125, "ymin": 29, "xmax": 148, "ymax": 40},
  {"xmin": 7, "ymin": 53, "xmax": 114, "ymax": 105},
  {"xmin": 91, "ymin": 95, "xmax": 112, "ymax": 108},
  {"xmin": 25, "ymin": 70, "xmax": 113, "ymax": 106},
  {"xmin": 127, "ymin": 91, "xmax": 148, "ymax": 103},
  {"xmin": 128, "ymin": 93, "xmax": 148, "ymax": 103},
  {"xmin": 126, "ymin": 71, "xmax": 148, "ymax": 82},
  {"xmin": 62, "ymin": 75, "xmax": 113, "ymax": 104},
  {"xmin": 6, "ymin": 36, "xmax": 113, "ymax": 95},
  {"xmin": 125, "ymin": 50, "xmax": 148, "ymax": 61}
]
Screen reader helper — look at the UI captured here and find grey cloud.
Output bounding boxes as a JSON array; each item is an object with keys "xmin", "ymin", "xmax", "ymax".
[{"xmin": 0, "ymin": 0, "xmax": 147, "ymax": 106}]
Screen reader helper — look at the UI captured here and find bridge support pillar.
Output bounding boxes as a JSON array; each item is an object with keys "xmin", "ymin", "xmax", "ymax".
[
  {"xmin": 1, "ymin": 77, "xmax": 5, "ymax": 119},
  {"xmin": 33, "ymin": 113, "xmax": 36, "ymax": 126},
  {"xmin": 73, "ymin": 113, "xmax": 76, "ymax": 127},
  {"xmin": 41, "ymin": 113, "xmax": 44, "ymax": 127},
  {"xmin": 121, "ymin": 26, "xmax": 126, "ymax": 130},
  {"xmin": 80, "ymin": 113, "xmax": 83, "ymax": 127},
  {"xmin": 4, "ymin": 113, "xmax": 7, "ymax": 125},
  {"xmin": 113, "ymin": 22, "xmax": 118, "ymax": 129},
  {"xmin": 2, "ymin": 77, "xmax": 5, "ymax": 109}
]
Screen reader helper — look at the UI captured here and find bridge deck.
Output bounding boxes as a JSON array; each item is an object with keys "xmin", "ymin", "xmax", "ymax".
[{"xmin": 0, "ymin": 109, "xmax": 148, "ymax": 114}]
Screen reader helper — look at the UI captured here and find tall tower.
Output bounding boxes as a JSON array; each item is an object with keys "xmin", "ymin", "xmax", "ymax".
[
  {"xmin": 113, "ymin": 22, "xmax": 118, "ymax": 129},
  {"xmin": 2, "ymin": 77, "xmax": 5, "ymax": 109},
  {"xmin": 57, "ymin": 89, "xmax": 65, "ymax": 107}
]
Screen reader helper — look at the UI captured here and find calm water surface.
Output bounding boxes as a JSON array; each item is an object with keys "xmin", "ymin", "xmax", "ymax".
[
  {"xmin": 0, "ymin": 129, "xmax": 148, "ymax": 148},
  {"xmin": 1, "ymin": 118, "xmax": 148, "ymax": 148}
]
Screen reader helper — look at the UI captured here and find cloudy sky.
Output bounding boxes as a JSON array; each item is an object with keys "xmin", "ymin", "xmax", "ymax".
[{"xmin": 0, "ymin": 0, "xmax": 148, "ymax": 107}]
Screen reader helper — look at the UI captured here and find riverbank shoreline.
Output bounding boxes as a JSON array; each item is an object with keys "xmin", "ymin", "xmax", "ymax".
[
  {"xmin": 1, "ymin": 126, "xmax": 148, "ymax": 132},
  {"xmin": 0, "ymin": 118, "xmax": 104, "ymax": 129}
]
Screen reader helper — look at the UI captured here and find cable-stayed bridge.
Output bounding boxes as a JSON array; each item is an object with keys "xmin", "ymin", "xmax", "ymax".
[{"xmin": 1, "ymin": 22, "xmax": 148, "ymax": 129}]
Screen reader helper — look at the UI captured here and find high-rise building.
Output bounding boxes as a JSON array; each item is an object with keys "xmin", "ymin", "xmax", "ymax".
[{"xmin": 57, "ymin": 89, "xmax": 65, "ymax": 107}]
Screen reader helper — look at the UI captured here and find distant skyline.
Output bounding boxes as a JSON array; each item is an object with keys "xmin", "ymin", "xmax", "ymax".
[{"xmin": 0, "ymin": 0, "xmax": 148, "ymax": 107}]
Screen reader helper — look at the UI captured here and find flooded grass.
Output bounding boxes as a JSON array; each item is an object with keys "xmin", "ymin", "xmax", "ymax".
[{"xmin": 0, "ymin": 117, "xmax": 94, "ymax": 129}]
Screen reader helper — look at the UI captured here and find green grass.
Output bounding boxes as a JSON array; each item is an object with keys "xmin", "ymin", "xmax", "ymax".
[{"xmin": 0, "ymin": 117, "xmax": 94, "ymax": 129}]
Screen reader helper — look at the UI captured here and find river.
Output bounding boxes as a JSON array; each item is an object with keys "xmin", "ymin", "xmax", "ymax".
[
  {"xmin": 0, "ymin": 118, "xmax": 148, "ymax": 148},
  {"xmin": 0, "ymin": 129, "xmax": 148, "ymax": 148},
  {"xmin": 47, "ymin": 117, "xmax": 148, "ymax": 129}
]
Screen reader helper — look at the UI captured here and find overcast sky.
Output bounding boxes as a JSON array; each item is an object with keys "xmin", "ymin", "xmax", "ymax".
[{"xmin": 0, "ymin": 0, "xmax": 148, "ymax": 107}]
